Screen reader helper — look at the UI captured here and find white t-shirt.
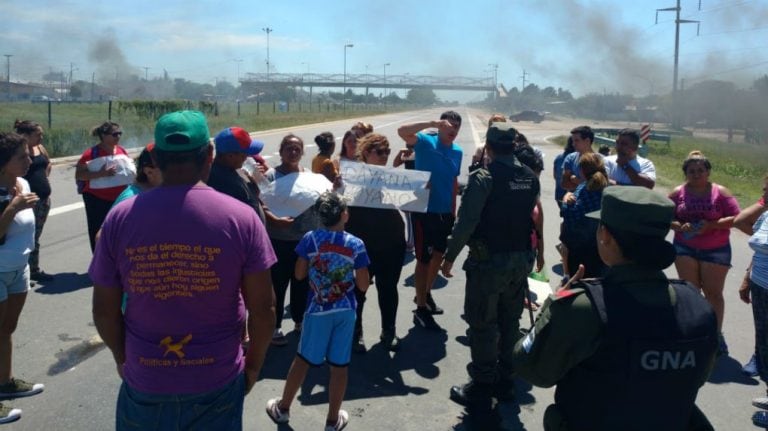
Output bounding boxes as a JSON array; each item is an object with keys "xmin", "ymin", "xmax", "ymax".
[
  {"xmin": 605, "ymin": 155, "xmax": 656, "ymax": 185},
  {"xmin": 0, "ymin": 178, "xmax": 35, "ymax": 272}
]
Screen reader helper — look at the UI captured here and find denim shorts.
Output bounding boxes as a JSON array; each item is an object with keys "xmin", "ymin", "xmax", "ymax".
[
  {"xmin": 297, "ymin": 309, "xmax": 355, "ymax": 367},
  {"xmin": 116, "ymin": 373, "xmax": 245, "ymax": 431},
  {"xmin": 0, "ymin": 266, "xmax": 30, "ymax": 302},
  {"xmin": 674, "ymin": 242, "xmax": 732, "ymax": 267}
]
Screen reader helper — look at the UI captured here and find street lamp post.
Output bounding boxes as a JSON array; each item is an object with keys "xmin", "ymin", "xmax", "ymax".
[
  {"xmin": 4, "ymin": 54, "xmax": 12, "ymax": 101},
  {"xmin": 233, "ymin": 58, "xmax": 243, "ymax": 101},
  {"xmin": 234, "ymin": 58, "xmax": 243, "ymax": 82},
  {"xmin": 263, "ymin": 27, "xmax": 273, "ymax": 81},
  {"xmin": 488, "ymin": 63, "xmax": 498, "ymax": 101},
  {"xmin": 343, "ymin": 43, "xmax": 353, "ymax": 111},
  {"xmin": 383, "ymin": 62, "xmax": 390, "ymax": 101}
]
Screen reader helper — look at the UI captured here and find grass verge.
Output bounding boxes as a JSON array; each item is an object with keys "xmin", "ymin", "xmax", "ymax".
[{"xmin": 0, "ymin": 101, "xmax": 404, "ymax": 158}]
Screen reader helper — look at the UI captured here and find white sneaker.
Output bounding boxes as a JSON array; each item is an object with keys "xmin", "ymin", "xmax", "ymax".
[
  {"xmin": 324, "ymin": 409, "xmax": 349, "ymax": 431},
  {"xmin": 753, "ymin": 396, "xmax": 768, "ymax": 410},
  {"xmin": 265, "ymin": 398, "xmax": 290, "ymax": 424},
  {"xmin": 0, "ymin": 403, "xmax": 21, "ymax": 424}
]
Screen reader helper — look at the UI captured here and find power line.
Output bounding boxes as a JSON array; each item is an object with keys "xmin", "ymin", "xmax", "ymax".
[
  {"xmin": 678, "ymin": 44, "xmax": 768, "ymax": 57},
  {"xmin": 683, "ymin": 0, "xmax": 753, "ymax": 17},
  {"xmin": 685, "ymin": 58, "xmax": 768, "ymax": 82},
  {"xmin": 700, "ymin": 24, "xmax": 768, "ymax": 36}
]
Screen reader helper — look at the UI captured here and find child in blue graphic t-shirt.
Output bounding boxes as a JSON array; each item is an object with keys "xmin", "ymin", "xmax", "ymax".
[{"xmin": 266, "ymin": 191, "xmax": 369, "ymax": 431}]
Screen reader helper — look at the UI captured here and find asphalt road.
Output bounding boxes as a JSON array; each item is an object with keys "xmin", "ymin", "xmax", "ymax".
[{"xmin": 4, "ymin": 107, "xmax": 761, "ymax": 430}]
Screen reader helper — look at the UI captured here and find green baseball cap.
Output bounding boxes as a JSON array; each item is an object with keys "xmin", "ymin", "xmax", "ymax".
[
  {"xmin": 154, "ymin": 111, "xmax": 211, "ymax": 151},
  {"xmin": 486, "ymin": 122, "xmax": 517, "ymax": 148},
  {"xmin": 586, "ymin": 186, "xmax": 674, "ymax": 237}
]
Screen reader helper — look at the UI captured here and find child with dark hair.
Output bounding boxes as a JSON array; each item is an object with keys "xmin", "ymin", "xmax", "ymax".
[
  {"xmin": 598, "ymin": 144, "xmax": 611, "ymax": 156},
  {"xmin": 266, "ymin": 191, "xmax": 369, "ymax": 431},
  {"xmin": 111, "ymin": 143, "xmax": 161, "ymax": 207},
  {"xmin": 312, "ymin": 132, "xmax": 339, "ymax": 182}
]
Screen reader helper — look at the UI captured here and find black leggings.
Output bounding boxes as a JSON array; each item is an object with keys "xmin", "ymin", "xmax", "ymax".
[
  {"xmin": 270, "ymin": 238, "xmax": 309, "ymax": 329},
  {"xmin": 83, "ymin": 193, "xmax": 114, "ymax": 252},
  {"xmin": 355, "ymin": 244, "xmax": 405, "ymax": 336}
]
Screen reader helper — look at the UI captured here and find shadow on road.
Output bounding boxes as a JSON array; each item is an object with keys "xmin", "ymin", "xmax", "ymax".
[
  {"xmin": 550, "ymin": 263, "xmax": 564, "ymax": 277},
  {"xmin": 402, "ymin": 273, "xmax": 449, "ymax": 289},
  {"xmin": 453, "ymin": 401, "xmax": 528, "ymax": 431},
  {"xmin": 708, "ymin": 355, "xmax": 761, "ymax": 385},
  {"xmin": 260, "ymin": 325, "xmax": 447, "ymax": 407},
  {"xmin": 47, "ymin": 334, "xmax": 106, "ymax": 376},
  {"xmin": 34, "ymin": 272, "xmax": 92, "ymax": 295}
]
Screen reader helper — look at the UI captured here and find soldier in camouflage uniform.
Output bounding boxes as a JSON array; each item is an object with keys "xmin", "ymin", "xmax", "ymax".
[{"xmin": 513, "ymin": 186, "xmax": 718, "ymax": 431}]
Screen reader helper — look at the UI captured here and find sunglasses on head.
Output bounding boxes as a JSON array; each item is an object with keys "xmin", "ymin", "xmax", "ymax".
[{"xmin": 370, "ymin": 147, "xmax": 390, "ymax": 156}]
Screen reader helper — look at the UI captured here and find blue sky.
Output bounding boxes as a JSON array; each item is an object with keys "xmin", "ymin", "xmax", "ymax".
[{"xmin": 2, "ymin": 0, "xmax": 767, "ymax": 99}]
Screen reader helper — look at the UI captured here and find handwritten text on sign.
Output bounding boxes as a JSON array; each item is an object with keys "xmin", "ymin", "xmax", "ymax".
[{"xmin": 339, "ymin": 160, "xmax": 431, "ymax": 212}]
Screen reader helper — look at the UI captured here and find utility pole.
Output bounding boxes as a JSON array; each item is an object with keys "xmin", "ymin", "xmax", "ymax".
[
  {"xmin": 656, "ymin": 0, "xmax": 700, "ymax": 127},
  {"xmin": 69, "ymin": 63, "xmax": 78, "ymax": 100},
  {"xmin": 262, "ymin": 27, "xmax": 272, "ymax": 80},
  {"xmin": 520, "ymin": 69, "xmax": 529, "ymax": 91},
  {"xmin": 142, "ymin": 66, "xmax": 150, "ymax": 81},
  {"xmin": 343, "ymin": 43, "xmax": 354, "ymax": 111},
  {"xmin": 91, "ymin": 72, "xmax": 95, "ymax": 101},
  {"xmin": 656, "ymin": 0, "xmax": 700, "ymax": 94},
  {"xmin": 3, "ymin": 54, "xmax": 11, "ymax": 101}
]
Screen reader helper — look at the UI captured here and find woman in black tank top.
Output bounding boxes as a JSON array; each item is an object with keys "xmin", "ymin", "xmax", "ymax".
[{"xmin": 14, "ymin": 120, "xmax": 53, "ymax": 282}]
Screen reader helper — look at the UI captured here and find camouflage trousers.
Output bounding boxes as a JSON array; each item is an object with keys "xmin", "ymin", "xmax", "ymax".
[{"xmin": 463, "ymin": 250, "xmax": 532, "ymax": 385}]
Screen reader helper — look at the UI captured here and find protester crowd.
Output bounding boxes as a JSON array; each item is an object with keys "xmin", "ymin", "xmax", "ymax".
[{"xmin": 0, "ymin": 109, "xmax": 765, "ymax": 429}]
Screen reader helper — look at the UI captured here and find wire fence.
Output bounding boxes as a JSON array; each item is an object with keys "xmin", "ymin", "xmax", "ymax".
[{"xmin": 0, "ymin": 100, "xmax": 412, "ymax": 157}]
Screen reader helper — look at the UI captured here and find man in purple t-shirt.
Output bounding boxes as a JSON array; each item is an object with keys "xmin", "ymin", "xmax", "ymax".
[{"xmin": 91, "ymin": 111, "xmax": 276, "ymax": 431}]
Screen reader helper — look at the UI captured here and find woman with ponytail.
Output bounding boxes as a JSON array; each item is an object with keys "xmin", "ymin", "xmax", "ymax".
[{"xmin": 560, "ymin": 152, "xmax": 609, "ymax": 279}]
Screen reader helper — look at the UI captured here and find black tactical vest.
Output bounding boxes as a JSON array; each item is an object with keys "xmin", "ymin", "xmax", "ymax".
[
  {"xmin": 470, "ymin": 159, "xmax": 539, "ymax": 254},
  {"xmin": 554, "ymin": 279, "xmax": 717, "ymax": 431}
]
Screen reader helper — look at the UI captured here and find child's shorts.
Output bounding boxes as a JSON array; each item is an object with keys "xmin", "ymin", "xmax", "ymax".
[{"xmin": 297, "ymin": 309, "xmax": 356, "ymax": 367}]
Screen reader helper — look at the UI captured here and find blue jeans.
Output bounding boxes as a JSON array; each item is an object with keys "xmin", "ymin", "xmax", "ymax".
[{"xmin": 116, "ymin": 373, "xmax": 245, "ymax": 431}]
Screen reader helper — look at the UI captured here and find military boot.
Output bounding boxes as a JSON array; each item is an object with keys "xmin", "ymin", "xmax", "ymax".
[
  {"xmin": 449, "ymin": 381, "xmax": 493, "ymax": 409},
  {"xmin": 493, "ymin": 377, "xmax": 515, "ymax": 401}
]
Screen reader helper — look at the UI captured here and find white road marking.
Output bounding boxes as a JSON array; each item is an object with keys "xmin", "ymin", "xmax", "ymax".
[
  {"xmin": 467, "ymin": 111, "xmax": 483, "ymax": 150},
  {"xmin": 49, "ymin": 202, "xmax": 84, "ymax": 216}
]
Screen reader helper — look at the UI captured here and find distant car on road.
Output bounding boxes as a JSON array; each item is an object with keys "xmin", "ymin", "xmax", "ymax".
[{"xmin": 509, "ymin": 110, "xmax": 545, "ymax": 123}]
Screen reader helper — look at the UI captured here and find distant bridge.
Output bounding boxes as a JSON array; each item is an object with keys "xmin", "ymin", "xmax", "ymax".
[{"xmin": 241, "ymin": 73, "xmax": 496, "ymax": 92}]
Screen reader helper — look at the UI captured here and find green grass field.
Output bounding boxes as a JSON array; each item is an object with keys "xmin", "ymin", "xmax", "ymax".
[
  {"xmin": 0, "ymin": 101, "xmax": 401, "ymax": 158},
  {"xmin": 549, "ymin": 135, "xmax": 766, "ymax": 208}
]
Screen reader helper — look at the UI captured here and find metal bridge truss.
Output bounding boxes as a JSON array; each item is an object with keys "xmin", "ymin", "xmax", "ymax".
[{"xmin": 241, "ymin": 73, "xmax": 495, "ymax": 92}]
